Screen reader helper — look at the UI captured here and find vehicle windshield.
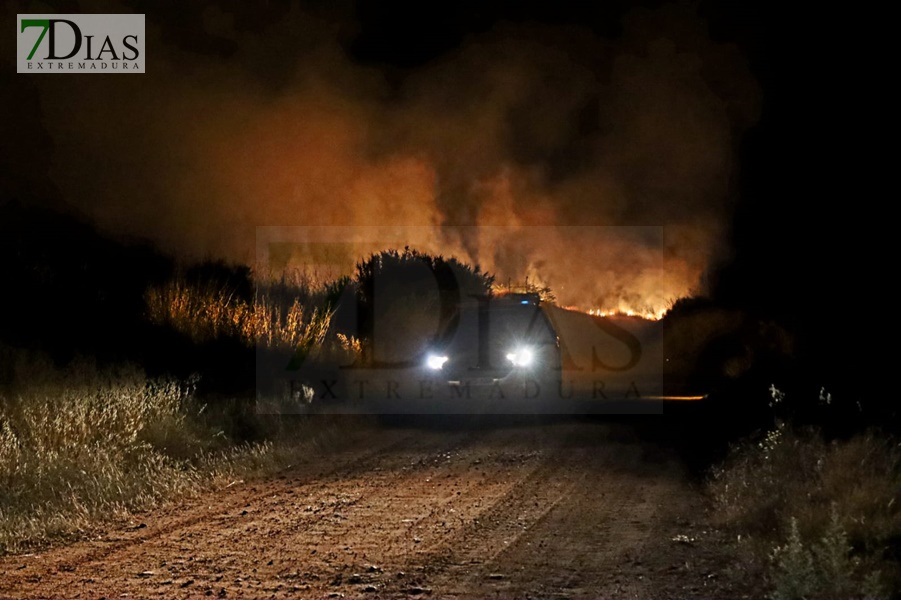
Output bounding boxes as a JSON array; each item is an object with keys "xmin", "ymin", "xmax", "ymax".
[{"xmin": 436, "ymin": 299, "xmax": 558, "ymax": 373}]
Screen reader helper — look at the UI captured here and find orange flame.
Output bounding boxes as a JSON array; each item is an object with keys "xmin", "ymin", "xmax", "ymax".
[{"xmin": 572, "ymin": 306, "xmax": 668, "ymax": 321}]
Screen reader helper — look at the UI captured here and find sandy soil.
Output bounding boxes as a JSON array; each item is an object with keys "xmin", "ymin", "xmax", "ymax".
[{"xmin": 0, "ymin": 419, "xmax": 752, "ymax": 599}]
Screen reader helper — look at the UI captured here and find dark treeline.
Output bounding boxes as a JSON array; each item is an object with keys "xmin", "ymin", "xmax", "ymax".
[
  {"xmin": 0, "ymin": 198, "xmax": 255, "ymax": 394},
  {"xmin": 1, "ymin": 195, "xmax": 894, "ymax": 444}
]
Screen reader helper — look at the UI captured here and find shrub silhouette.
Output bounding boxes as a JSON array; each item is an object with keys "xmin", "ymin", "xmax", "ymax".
[{"xmin": 353, "ymin": 248, "xmax": 493, "ymax": 365}]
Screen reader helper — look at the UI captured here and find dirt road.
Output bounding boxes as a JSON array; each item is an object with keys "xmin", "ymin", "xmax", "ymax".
[{"xmin": 0, "ymin": 419, "xmax": 747, "ymax": 599}]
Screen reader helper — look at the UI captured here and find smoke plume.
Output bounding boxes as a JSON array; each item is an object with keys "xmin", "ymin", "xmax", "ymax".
[{"xmin": 7, "ymin": 2, "xmax": 759, "ymax": 313}]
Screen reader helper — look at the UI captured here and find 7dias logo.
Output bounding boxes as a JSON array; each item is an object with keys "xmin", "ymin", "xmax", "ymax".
[{"xmin": 17, "ymin": 14, "xmax": 144, "ymax": 73}]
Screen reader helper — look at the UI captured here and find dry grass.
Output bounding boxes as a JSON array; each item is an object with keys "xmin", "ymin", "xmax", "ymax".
[
  {"xmin": 144, "ymin": 277, "xmax": 361, "ymax": 370},
  {"xmin": 145, "ymin": 280, "xmax": 331, "ymax": 350},
  {"xmin": 709, "ymin": 422, "xmax": 901, "ymax": 598},
  {"xmin": 0, "ymin": 360, "xmax": 363, "ymax": 555},
  {"xmin": 0, "ymin": 271, "xmax": 367, "ymax": 554}
]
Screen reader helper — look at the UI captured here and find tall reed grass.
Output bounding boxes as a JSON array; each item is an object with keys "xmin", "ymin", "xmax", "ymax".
[
  {"xmin": 145, "ymin": 280, "xmax": 330, "ymax": 350},
  {"xmin": 144, "ymin": 276, "xmax": 360, "ymax": 369}
]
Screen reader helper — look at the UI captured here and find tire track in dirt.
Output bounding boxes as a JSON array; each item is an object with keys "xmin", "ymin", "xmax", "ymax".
[
  {"xmin": 469, "ymin": 461, "xmax": 669, "ymax": 599},
  {"xmin": 134, "ymin": 427, "xmax": 497, "ymax": 594},
  {"xmin": 0, "ymin": 423, "xmax": 421, "ymax": 596},
  {"xmin": 179, "ymin": 425, "xmax": 569, "ymax": 598},
  {"xmin": 0, "ymin": 420, "xmax": 721, "ymax": 600},
  {"xmin": 397, "ymin": 427, "xmax": 690, "ymax": 599},
  {"xmin": 0, "ymin": 423, "xmax": 505, "ymax": 598},
  {"xmin": 310, "ymin": 427, "xmax": 558, "ymax": 572}
]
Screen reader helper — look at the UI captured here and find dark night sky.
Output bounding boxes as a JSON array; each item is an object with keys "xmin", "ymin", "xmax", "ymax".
[{"xmin": 1, "ymin": 1, "xmax": 878, "ymax": 328}]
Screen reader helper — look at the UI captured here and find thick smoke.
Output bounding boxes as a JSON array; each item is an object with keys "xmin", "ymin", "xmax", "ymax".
[{"xmin": 9, "ymin": 3, "xmax": 759, "ymax": 313}]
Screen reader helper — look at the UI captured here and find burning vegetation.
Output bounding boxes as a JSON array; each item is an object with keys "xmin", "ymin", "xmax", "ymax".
[{"xmin": 15, "ymin": 4, "xmax": 759, "ymax": 319}]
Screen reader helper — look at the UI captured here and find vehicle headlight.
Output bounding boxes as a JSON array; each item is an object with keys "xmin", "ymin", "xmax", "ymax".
[
  {"xmin": 506, "ymin": 347, "xmax": 534, "ymax": 368},
  {"xmin": 426, "ymin": 353, "xmax": 449, "ymax": 370}
]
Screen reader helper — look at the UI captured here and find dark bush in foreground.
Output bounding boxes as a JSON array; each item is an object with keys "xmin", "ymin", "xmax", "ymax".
[{"xmin": 709, "ymin": 422, "xmax": 900, "ymax": 599}]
